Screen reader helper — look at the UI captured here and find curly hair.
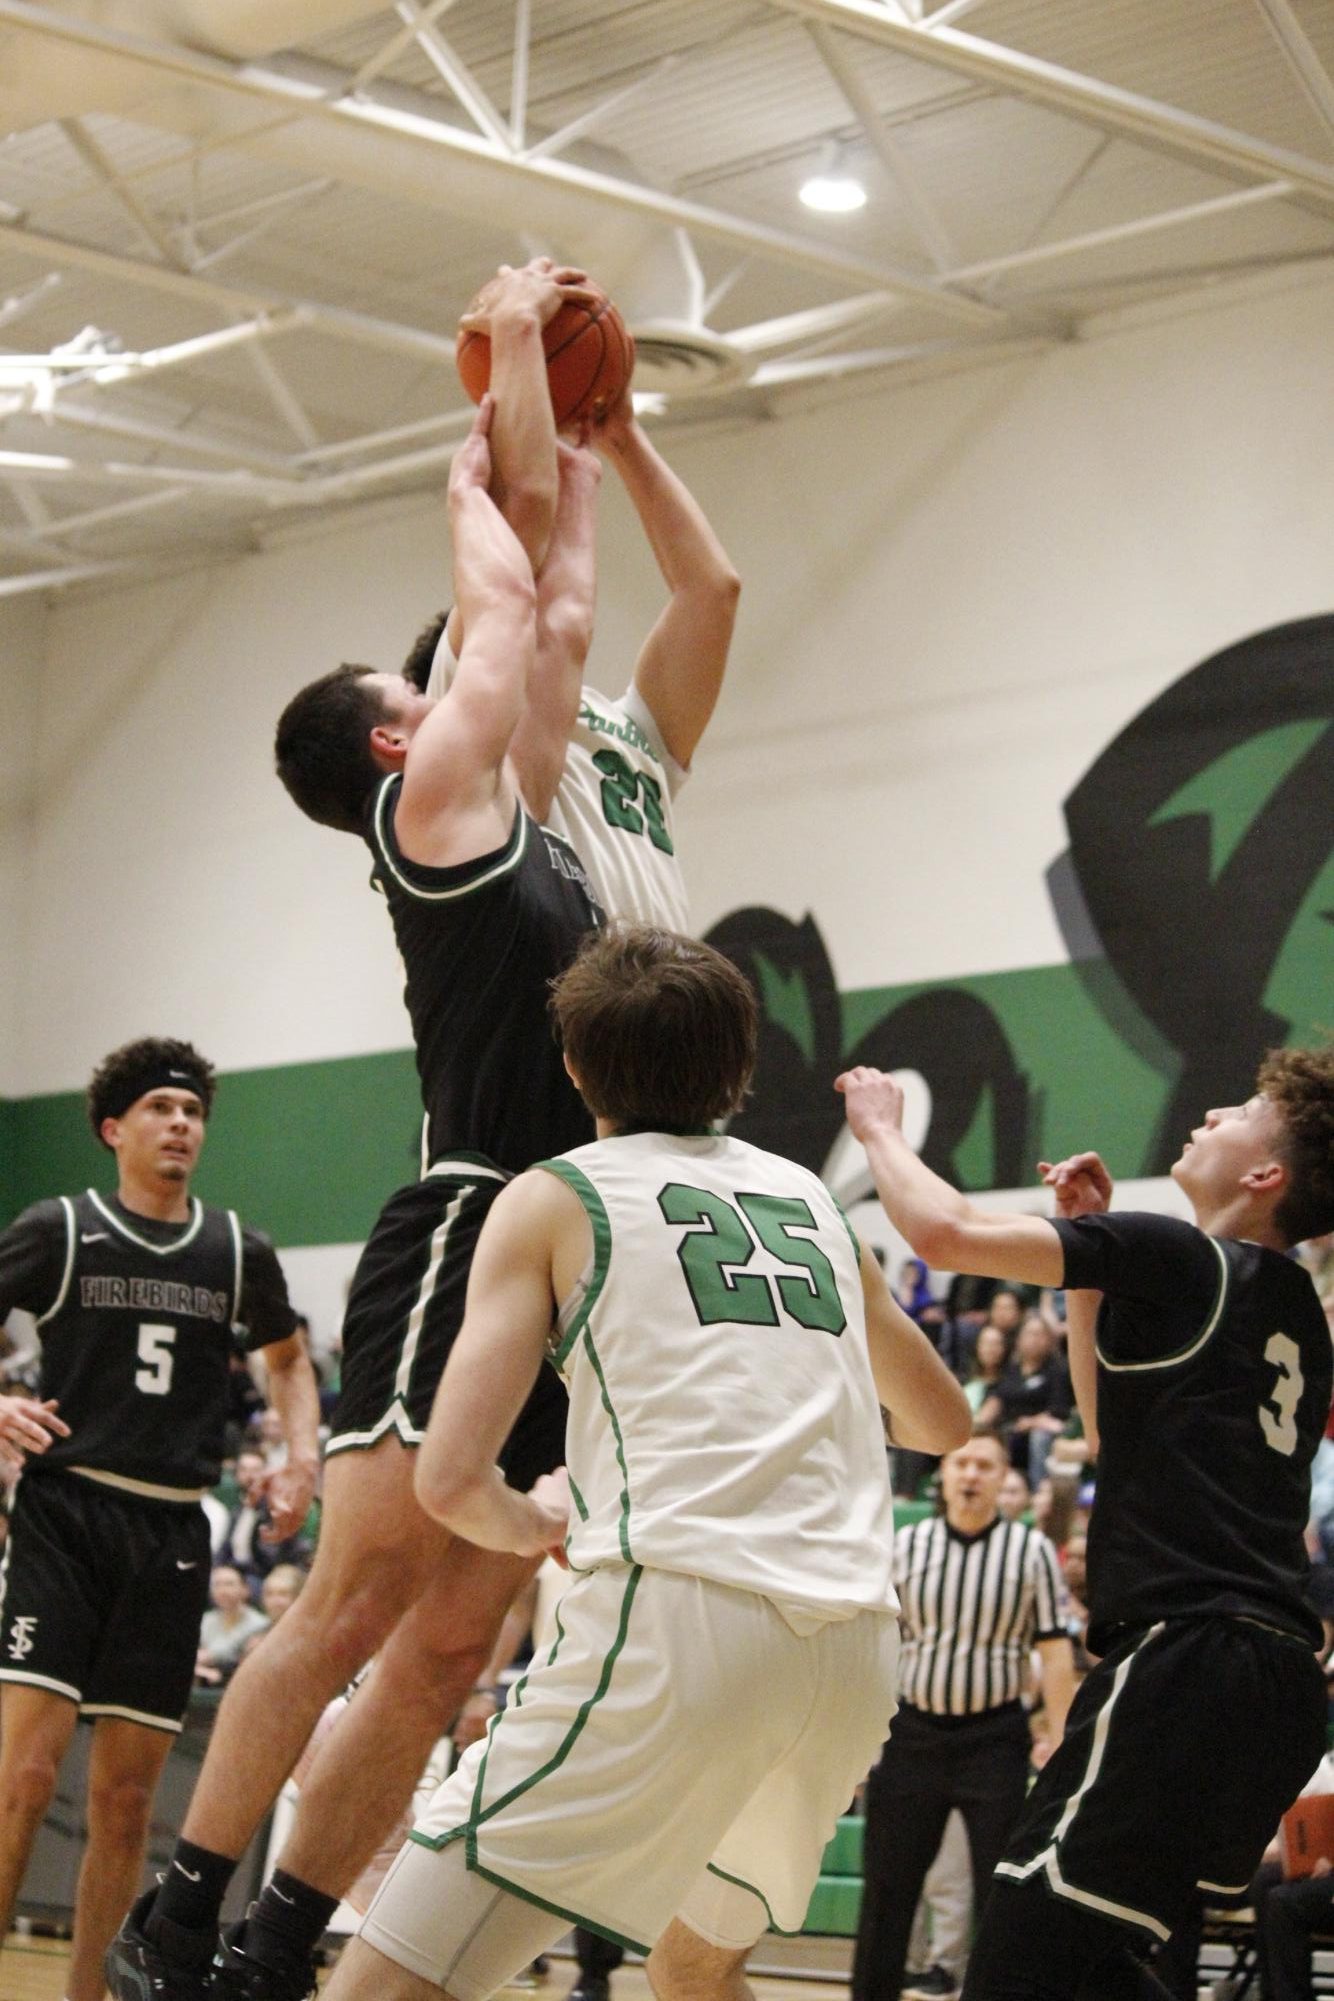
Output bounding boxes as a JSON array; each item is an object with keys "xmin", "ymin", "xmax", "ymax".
[
  {"xmin": 1255, "ymin": 1044, "xmax": 1334, "ymax": 1245},
  {"xmin": 551, "ymin": 925, "xmax": 757, "ymax": 1130},
  {"xmin": 87, "ymin": 1037, "xmax": 216, "ymax": 1145}
]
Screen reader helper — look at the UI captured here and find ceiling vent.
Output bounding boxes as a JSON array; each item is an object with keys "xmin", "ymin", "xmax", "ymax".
[{"xmin": 629, "ymin": 323, "xmax": 748, "ymax": 397}]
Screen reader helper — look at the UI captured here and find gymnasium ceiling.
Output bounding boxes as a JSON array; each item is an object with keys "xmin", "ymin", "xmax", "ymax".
[{"xmin": 0, "ymin": 0, "xmax": 1332, "ymax": 599}]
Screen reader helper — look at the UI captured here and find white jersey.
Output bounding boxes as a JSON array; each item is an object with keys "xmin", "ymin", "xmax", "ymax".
[
  {"xmin": 541, "ymin": 1130, "xmax": 898, "ymax": 1623},
  {"xmin": 427, "ymin": 634, "xmax": 689, "ymax": 930}
]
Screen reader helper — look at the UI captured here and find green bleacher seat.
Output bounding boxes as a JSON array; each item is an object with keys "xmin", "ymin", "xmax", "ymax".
[{"xmin": 803, "ymin": 1816, "xmax": 865, "ymax": 1935}]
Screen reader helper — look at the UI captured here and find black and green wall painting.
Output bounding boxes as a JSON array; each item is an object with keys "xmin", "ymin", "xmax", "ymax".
[{"xmin": 4, "ymin": 615, "xmax": 1330, "ymax": 1242}]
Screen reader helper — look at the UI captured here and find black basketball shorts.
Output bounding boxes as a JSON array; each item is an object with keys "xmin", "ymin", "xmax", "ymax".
[
  {"xmin": 327, "ymin": 1159, "xmax": 568, "ymax": 1492},
  {"xmin": 0, "ymin": 1471, "xmax": 211, "ymax": 1732},
  {"xmin": 992, "ymin": 1613, "xmax": 1326, "ymax": 1941}
]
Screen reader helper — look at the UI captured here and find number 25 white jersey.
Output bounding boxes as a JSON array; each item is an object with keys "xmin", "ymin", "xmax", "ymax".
[{"xmin": 540, "ymin": 1130, "xmax": 898, "ymax": 1624}]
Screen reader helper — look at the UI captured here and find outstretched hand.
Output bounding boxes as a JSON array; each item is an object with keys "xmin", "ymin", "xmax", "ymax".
[
  {"xmin": 460, "ymin": 257, "xmax": 595, "ymax": 333},
  {"xmin": 836, "ymin": 1067, "xmax": 907, "ymax": 1146},
  {"xmin": 450, "ymin": 392, "xmax": 496, "ymax": 497},
  {"xmin": 1039, "ymin": 1151, "xmax": 1113, "ymax": 1220}
]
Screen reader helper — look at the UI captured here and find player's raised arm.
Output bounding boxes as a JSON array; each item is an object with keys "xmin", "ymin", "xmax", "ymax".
[
  {"xmin": 596, "ymin": 396, "xmax": 741, "ymax": 769},
  {"xmin": 860, "ymin": 1247, "xmax": 972, "ymax": 1453},
  {"xmin": 506, "ymin": 432, "xmax": 602, "ymax": 823},
  {"xmin": 1038, "ymin": 1151, "xmax": 1114, "ymax": 1456},
  {"xmin": 836, "ymin": 1066, "xmax": 1066, "ymax": 1287},
  {"xmin": 393, "ymin": 398, "xmax": 536, "ymax": 864}
]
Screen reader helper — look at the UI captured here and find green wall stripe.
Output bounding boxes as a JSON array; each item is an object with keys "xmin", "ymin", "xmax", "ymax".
[{"xmin": 1, "ymin": 1050, "xmax": 423, "ymax": 1244}]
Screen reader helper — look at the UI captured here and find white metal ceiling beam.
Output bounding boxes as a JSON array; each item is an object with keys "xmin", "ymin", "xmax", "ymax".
[
  {"xmin": 728, "ymin": 292, "xmax": 908, "ymax": 353},
  {"xmin": 764, "ymin": 0, "xmax": 1334, "ymax": 218},
  {"xmin": 0, "ymin": 2, "xmax": 1034, "ymax": 333},
  {"xmin": 394, "ymin": 0, "xmax": 513, "ymax": 152},
  {"xmin": 57, "ymin": 116, "xmax": 187, "ymax": 270},
  {"xmin": 341, "ymin": 0, "xmax": 458, "ymax": 97},
  {"xmin": 11, "ymin": 397, "xmax": 295, "ymax": 471},
  {"xmin": 750, "ymin": 329, "xmax": 1047, "ymax": 388},
  {"xmin": 0, "ymin": 274, "xmax": 65, "ymax": 332},
  {"xmin": 1251, "ymin": 0, "xmax": 1334, "ymax": 150},
  {"xmin": 522, "ymin": 54, "xmax": 684, "ymax": 165},
  {"xmin": 922, "ymin": 0, "xmax": 989, "ymax": 28},
  {"xmin": 0, "ymin": 558, "xmax": 142, "ymax": 598},
  {"xmin": 509, "ymin": 0, "xmax": 531, "ymax": 152},
  {"xmin": 807, "ymin": 21, "xmax": 958, "ymax": 271},
  {"xmin": 943, "ymin": 179, "xmax": 1297, "ymax": 284},
  {"xmin": 5, "ymin": 477, "xmax": 51, "ymax": 529},
  {"xmin": 0, "ymin": 219, "xmax": 462, "ymax": 363},
  {"xmin": 236, "ymin": 325, "xmax": 322, "ymax": 449}
]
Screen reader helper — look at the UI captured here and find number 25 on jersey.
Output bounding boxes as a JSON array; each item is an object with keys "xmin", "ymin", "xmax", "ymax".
[{"xmin": 658, "ymin": 1183, "xmax": 847, "ymax": 1336}]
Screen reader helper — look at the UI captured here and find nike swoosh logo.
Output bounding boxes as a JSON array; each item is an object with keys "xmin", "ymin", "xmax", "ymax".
[
  {"xmin": 173, "ymin": 1861, "xmax": 202, "ymax": 1882},
  {"xmin": 175, "ymin": 1560, "xmax": 198, "ymax": 1571},
  {"xmin": 81, "ymin": 1232, "xmax": 109, "ymax": 1244}
]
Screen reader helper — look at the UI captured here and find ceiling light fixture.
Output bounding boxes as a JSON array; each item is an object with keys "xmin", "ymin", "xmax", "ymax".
[{"xmin": 800, "ymin": 142, "xmax": 867, "ymax": 215}]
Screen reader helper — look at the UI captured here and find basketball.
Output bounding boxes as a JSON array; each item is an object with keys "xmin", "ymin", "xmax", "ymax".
[{"xmin": 456, "ymin": 281, "xmax": 635, "ymax": 428}]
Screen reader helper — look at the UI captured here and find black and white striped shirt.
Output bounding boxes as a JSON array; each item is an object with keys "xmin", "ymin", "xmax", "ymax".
[{"xmin": 895, "ymin": 1515, "xmax": 1067, "ymax": 1717}]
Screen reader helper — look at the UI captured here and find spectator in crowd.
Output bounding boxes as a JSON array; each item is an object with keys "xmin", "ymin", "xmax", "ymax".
[
  {"xmin": 260, "ymin": 1565, "xmax": 307, "ymax": 1627},
  {"xmin": 997, "ymin": 1468, "xmax": 1031, "ymax": 1522},
  {"xmin": 218, "ymin": 1447, "xmax": 316, "ymax": 1589},
  {"xmin": 250, "ymin": 1404, "xmax": 289, "ymax": 1470},
  {"xmin": 197, "ymin": 1566, "xmax": 270, "ymax": 1685},
  {"xmin": 980, "ymin": 1313, "xmax": 1073, "ymax": 1484},
  {"xmin": 950, "ymin": 1285, "xmax": 1028, "ymax": 1385},
  {"xmin": 966, "ymin": 1324, "xmax": 1011, "ymax": 1418},
  {"xmin": 224, "ymin": 1349, "xmax": 265, "ymax": 1459},
  {"xmin": 896, "ymin": 1258, "xmax": 939, "ymax": 1325},
  {"xmin": 852, "ymin": 1430, "xmax": 1074, "ymax": 2001}
]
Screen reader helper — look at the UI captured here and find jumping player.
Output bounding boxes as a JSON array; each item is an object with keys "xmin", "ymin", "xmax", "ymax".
[
  {"xmin": 321, "ymin": 924, "xmax": 970, "ymax": 2001},
  {"xmin": 406, "ymin": 263, "xmax": 741, "ymax": 934},
  {"xmin": 0, "ymin": 1038, "xmax": 317, "ymax": 2001},
  {"xmin": 108, "ymin": 397, "xmax": 604, "ymax": 2001},
  {"xmin": 837, "ymin": 1048, "xmax": 1334, "ymax": 2001}
]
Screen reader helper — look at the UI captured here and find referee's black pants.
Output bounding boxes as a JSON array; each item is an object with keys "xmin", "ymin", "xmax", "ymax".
[{"xmin": 852, "ymin": 1702, "xmax": 1032, "ymax": 2001}]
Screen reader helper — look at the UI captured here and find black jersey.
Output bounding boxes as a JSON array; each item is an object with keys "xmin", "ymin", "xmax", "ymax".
[
  {"xmin": 1055, "ymin": 1211, "xmax": 1331, "ymax": 1651},
  {"xmin": 0, "ymin": 1190, "xmax": 296, "ymax": 1494},
  {"xmin": 367, "ymin": 779, "xmax": 600, "ymax": 1174}
]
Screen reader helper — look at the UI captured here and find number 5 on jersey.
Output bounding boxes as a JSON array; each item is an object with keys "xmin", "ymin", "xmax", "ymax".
[
  {"xmin": 135, "ymin": 1321, "xmax": 177, "ymax": 1395},
  {"xmin": 658, "ymin": 1183, "xmax": 847, "ymax": 1336}
]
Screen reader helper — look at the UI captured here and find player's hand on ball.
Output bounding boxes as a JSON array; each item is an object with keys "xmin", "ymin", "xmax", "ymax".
[
  {"xmin": 450, "ymin": 393, "xmax": 495, "ymax": 498},
  {"xmin": 461, "ymin": 257, "xmax": 594, "ymax": 333},
  {"xmin": 836, "ymin": 1067, "xmax": 907, "ymax": 1143},
  {"xmin": 590, "ymin": 387, "xmax": 636, "ymax": 451},
  {"xmin": 1039, "ymin": 1152, "xmax": 1113, "ymax": 1219}
]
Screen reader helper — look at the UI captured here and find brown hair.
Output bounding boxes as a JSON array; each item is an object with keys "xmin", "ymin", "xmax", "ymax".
[
  {"xmin": 274, "ymin": 664, "xmax": 392, "ymax": 833},
  {"xmin": 1255, "ymin": 1044, "xmax": 1334, "ymax": 1245},
  {"xmin": 551, "ymin": 925, "xmax": 757, "ymax": 1130}
]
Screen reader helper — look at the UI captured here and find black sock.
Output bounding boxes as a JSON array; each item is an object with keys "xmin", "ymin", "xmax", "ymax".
[
  {"xmin": 242, "ymin": 1870, "xmax": 340, "ymax": 1968},
  {"xmin": 148, "ymin": 1839, "xmax": 237, "ymax": 1940}
]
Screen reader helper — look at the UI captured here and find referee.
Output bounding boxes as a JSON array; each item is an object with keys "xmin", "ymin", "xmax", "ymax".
[{"xmin": 852, "ymin": 1430, "xmax": 1074, "ymax": 2001}]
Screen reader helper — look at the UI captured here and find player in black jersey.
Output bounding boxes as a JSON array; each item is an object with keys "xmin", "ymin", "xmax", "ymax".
[
  {"xmin": 0, "ymin": 1037, "xmax": 317, "ymax": 2001},
  {"xmin": 839, "ymin": 1047, "xmax": 1334, "ymax": 2001},
  {"xmin": 111, "ymin": 397, "xmax": 605, "ymax": 2001}
]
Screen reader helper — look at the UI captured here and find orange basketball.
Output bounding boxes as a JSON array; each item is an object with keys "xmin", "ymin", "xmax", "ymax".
[{"xmin": 456, "ymin": 282, "xmax": 635, "ymax": 428}]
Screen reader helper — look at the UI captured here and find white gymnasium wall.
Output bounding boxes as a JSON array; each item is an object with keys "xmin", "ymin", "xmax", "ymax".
[
  {"xmin": 1, "ymin": 597, "xmax": 44, "ymax": 1097},
  {"xmin": 8, "ymin": 262, "xmax": 1334, "ymax": 1095}
]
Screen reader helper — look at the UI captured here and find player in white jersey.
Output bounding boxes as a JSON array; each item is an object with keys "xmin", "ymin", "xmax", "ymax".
[
  {"xmin": 322, "ymin": 927, "xmax": 970, "ymax": 2001},
  {"xmin": 408, "ymin": 261, "xmax": 740, "ymax": 933}
]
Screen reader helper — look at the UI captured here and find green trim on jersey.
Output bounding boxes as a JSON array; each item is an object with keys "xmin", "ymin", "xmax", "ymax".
[
  {"xmin": 410, "ymin": 1566, "xmax": 644, "ymax": 1861},
  {"xmin": 1095, "ymin": 1236, "xmax": 1230, "ymax": 1373},
  {"xmin": 568, "ymin": 1473, "xmax": 590, "ymax": 1523},
  {"xmin": 536, "ymin": 1160, "xmax": 613, "ymax": 1369},
  {"xmin": 580, "ymin": 1327, "xmax": 636, "ymax": 1565},
  {"xmin": 830, "ymin": 1195, "xmax": 863, "ymax": 1268},
  {"xmin": 459, "ymin": 1857, "xmax": 650, "ymax": 1957},
  {"xmin": 705, "ymin": 1860, "xmax": 801, "ymax": 1937}
]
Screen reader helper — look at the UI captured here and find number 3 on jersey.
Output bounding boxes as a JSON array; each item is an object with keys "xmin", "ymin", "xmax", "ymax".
[
  {"xmin": 1259, "ymin": 1331, "xmax": 1302, "ymax": 1456},
  {"xmin": 658, "ymin": 1183, "xmax": 847, "ymax": 1336}
]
